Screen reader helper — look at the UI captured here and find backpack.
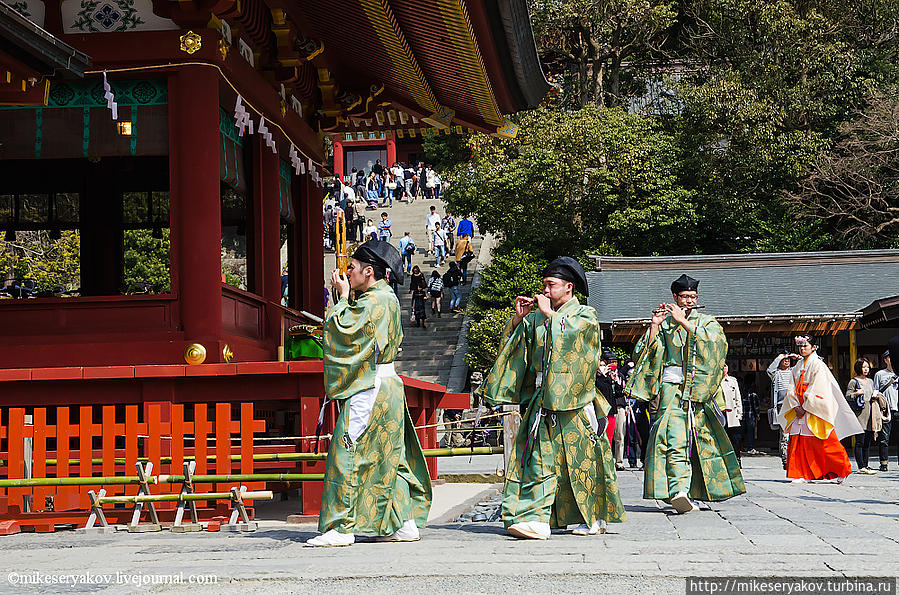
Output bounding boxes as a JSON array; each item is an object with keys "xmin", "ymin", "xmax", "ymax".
[
  {"xmin": 428, "ymin": 277, "xmax": 443, "ymax": 292},
  {"xmin": 404, "ymin": 239, "xmax": 416, "ymax": 255}
]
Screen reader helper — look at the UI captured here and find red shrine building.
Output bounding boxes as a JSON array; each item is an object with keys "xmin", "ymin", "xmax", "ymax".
[{"xmin": 0, "ymin": 0, "xmax": 548, "ymax": 526}]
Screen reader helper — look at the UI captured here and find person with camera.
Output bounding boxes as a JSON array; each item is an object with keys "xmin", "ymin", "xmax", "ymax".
[
  {"xmin": 873, "ymin": 348, "xmax": 897, "ymax": 471},
  {"xmin": 768, "ymin": 351, "xmax": 797, "ymax": 468}
]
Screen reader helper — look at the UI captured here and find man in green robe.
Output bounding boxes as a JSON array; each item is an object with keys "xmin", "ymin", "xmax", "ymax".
[
  {"xmin": 482, "ymin": 257, "xmax": 625, "ymax": 540},
  {"xmin": 306, "ymin": 240, "xmax": 431, "ymax": 547},
  {"xmin": 626, "ymin": 274, "xmax": 745, "ymax": 514}
]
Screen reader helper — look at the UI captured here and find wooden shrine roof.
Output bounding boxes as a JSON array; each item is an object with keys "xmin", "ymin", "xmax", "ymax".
[{"xmin": 0, "ymin": 0, "xmax": 90, "ymax": 106}]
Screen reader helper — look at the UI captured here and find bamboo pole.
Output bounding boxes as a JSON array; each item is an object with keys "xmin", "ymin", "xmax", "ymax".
[
  {"xmin": 30, "ymin": 446, "xmax": 503, "ymax": 467},
  {"xmin": 0, "ymin": 476, "xmax": 153, "ymax": 488},
  {"xmin": 158, "ymin": 474, "xmax": 323, "ymax": 483},
  {"xmin": 99, "ymin": 491, "xmax": 273, "ymax": 504}
]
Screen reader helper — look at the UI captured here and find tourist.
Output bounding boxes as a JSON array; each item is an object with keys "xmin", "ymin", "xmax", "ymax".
[
  {"xmin": 443, "ymin": 261, "xmax": 463, "ymax": 312},
  {"xmin": 742, "ymin": 376, "xmax": 762, "ymax": 455},
  {"xmin": 846, "ymin": 357, "xmax": 887, "ymax": 474},
  {"xmin": 408, "ymin": 266, "xmax": 427, "ymax": 328},
  {"xmin": 306, "ymin": 240, "xmax": 431, "ymax": 547},
  {"xmin": 456, "ymin": 215, "xmax": 475, "ymax": 241},
  {"xmin": 455, "ymin": 232, "xmax": 474, "ymax": 284},
  {"xmin": 777, "ymin": 335, "xmax": 861, "ymax": 483},
  {"xmin": 481, "ymin": 257, "xmax": 625, "ymax": 539},
  {"xmin": 323, "ymin": 204, "xmax": 335, "ymax": 252},
  {"xmin": 402, "ymin": 163, "xmax": 416, "ymax": 202},
  {"xmin": 366, "ymin": 172, "xmax": 381, "ymax": 208},
  {"xmin": 874, "ymin": 349, "xmax": 897, "ymax": 470},
  {"xmin": 717, "ymin": 364, "xmax": 744, "ymax": 465},
  {"xmin": 363, "ymin": 218, "xmax": 377, "ymax": 242},
  {"xmin": 432, "ymin": 222, "xmax": 448, "ymax": 267},
  {"xmin": 344, "ymin": 196, "xmax": 356, "ymax": 242},
  {"xmin": 426, "ymin": 270, "xmax": 444, "ymax": 318},
  {"xmin": 397, "ymin": 232, "xmax": 415, "ymax": 274},
  {"xmin": 625, "ymin": 274, "xmax": 745, "ymax": 514},
  {"xmin": 352, "ymin": 197, "xmax": 366, "ymax": 240},
  {"xmin": 598, "ymin": 353, "xmax": 627, "ymax": 470},
  {"xmin": 378, "ymin": 212, "xmax": 392, "ymax": 243},
  {"xmin": 442, "ymin": 211, "xmax": 456, "ymax": 252},
  {"xmin": 767, "ymin": 351, "xmax": 796, "ymax": 467},
  {"xmin": 425, "ymin": 205, "xmax": 440, "ymax": 254},
  {"xmin": 595, "ymin": 354, "xmax": 619, "ymax": 447}
]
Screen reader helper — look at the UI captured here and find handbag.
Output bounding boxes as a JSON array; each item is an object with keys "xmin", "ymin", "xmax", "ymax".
[
  {"xmin": 768, "ymin": 407, "xmax": 780, "ymax": 430},
  {"xmin": 387, "ymin": 181, "xmax": 397, "ymax": 190},
  {"xmin": 460, "ymin": 241, "xmax": 475, "ymax": 264}
]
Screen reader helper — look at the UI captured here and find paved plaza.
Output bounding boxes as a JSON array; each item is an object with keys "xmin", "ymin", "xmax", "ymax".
[{"xmin": 0, "ymin": 456, "xmax": 896, "ymax": 594}]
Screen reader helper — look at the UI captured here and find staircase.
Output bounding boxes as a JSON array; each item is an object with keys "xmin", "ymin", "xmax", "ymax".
[{"xmin": 324, "ymin": 196, "xmax": 483, "ymax": 386}]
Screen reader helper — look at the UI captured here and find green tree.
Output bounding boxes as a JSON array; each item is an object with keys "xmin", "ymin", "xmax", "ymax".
[
  {"xmin": 444, "ymin": 105, "xmax": 697, "ymax": 258},
  {"xmin": 123, "ymin": 229, "xmax": 171, "ymax": 293},
  {"xmin": 465, "ymin": 306, "xmax": 515, "ymax": 373},
  {"xmin": 530, "ymin": 0, "xmax": 678, "ymax": 108},
  {"xmin": 1, "ymin": 231, "xmax": 80, "ymax": 293}
]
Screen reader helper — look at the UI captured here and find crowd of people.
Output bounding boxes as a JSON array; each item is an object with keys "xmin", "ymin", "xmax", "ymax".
[
  {"xmin": 322, "ymin": 177, "xmax": 477, "ymax": 327},
  {"xmin": 595, "ymin": 340, "xmax": 897, "ymax": 481}
]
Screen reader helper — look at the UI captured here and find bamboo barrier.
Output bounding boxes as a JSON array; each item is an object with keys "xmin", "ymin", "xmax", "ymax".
[
  {"xmin": 0, "ymin": 476, "xmax": 154, "ymax": 488},
  {"xmin": 98, "ymin": 491, "xmax": 273, "ymax": 504},
  {"xmin": 31, "ymin": 446, "xmax": 504, "ymax": 467}
]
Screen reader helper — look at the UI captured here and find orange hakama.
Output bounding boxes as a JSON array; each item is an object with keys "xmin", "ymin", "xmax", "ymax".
[{"xmin": 786, "ymin": 433, "xmax": 852, "ymax": 480}]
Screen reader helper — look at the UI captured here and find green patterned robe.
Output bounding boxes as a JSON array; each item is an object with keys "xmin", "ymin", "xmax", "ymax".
[
  {"xmin": 483, "ymin": 297, "xmax": 626, "ymax": 528},
  {"xmin": 626, "ymin": 311, "xmax": 745, "ymax": 502},
  {"xmin": 319, "ymin": 279, "xmax": 432, "ymax": 535}
]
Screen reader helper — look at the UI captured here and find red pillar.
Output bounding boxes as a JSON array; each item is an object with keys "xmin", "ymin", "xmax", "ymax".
[
  {"xmin": 254, "ymin": 137, "xmax": 282, "ymax": 352},
  {"xmin": 169, "ymin": 66, "xmax": 222, "ymax": 350},
  {"xmin": 299, "ymin": 173, "xmax": 324, "ymax": 316},
  {"xmin": 332, "ymin": 138, "xmax": 344, "ymax": 182},
  {"xmin": 386, "ymin": 134, "xmax": 396, "ymax": 166}
]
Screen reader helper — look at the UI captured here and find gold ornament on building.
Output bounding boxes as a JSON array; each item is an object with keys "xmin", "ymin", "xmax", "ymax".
[
  {"xmin": 180, "ymin": 31, "xmax": 202, "ymax": 55},
  {"xmin": 218, "ymin": 38, "xmax": 229, "ymax": 61},
  {"xmin": 280, "ymin": 99, "xmax": 287, "ymax": 118},
  {"xmin": 184, "ymin": 343, "xmax": 207, "ymax": 365},
  {"xmin": 222, "ymin": 344, "xmax": 234, "ymax": 363}
]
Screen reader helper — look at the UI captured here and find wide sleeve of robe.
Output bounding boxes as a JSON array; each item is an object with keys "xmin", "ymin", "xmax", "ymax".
[
  {"xmin": 322, "ymin": 283, "xmax": 394, "ymax": 401},
  {"xmin": 482, "ymin": 315, "xmax": 535, "ymax": 407},
  {"xmin": 625, "ymin": 329, "xmax": 664, "ymax": 403}
]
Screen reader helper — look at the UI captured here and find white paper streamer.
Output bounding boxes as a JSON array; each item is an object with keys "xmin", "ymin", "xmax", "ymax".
[
  {"xmin": 234, "ymin": 96, "xmax": 253, "ymax": 136},
  {"xmin": 103, "ymin": 72, "xmax": 118, "ymax": 120}
]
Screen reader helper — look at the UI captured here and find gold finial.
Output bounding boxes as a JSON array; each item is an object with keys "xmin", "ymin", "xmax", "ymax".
[
  {"xmin": 218, "ymin": 38, "xmax": 229, "ymax": 61},
  {"xmin": 222, "ymin": 344, "xmax": 234, "ymax": 363},
  {"xmin": 180, "ymin": 31, "xmax": 202, "ymax": 55},
  {"xmin": 184, "ymin": 343, "xmax": 207, "ymax": 365}
]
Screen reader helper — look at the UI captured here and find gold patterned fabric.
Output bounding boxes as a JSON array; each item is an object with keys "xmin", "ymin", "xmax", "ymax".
[
  {"xmin": 626, "ymin": 311, "xmax": 745, "ymax": 502},
  {"xmin": 483, "ymin": 298, "xmax": 625, "ymax": 528},
  {"xmin": 318, "ymin": 280, "xmax": 432, "ymax": 535}
]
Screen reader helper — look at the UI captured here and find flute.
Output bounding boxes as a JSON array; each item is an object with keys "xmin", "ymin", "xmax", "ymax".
[{"xmin": 653, "ymin": 305, "xmax": 706, "ymax": 314}]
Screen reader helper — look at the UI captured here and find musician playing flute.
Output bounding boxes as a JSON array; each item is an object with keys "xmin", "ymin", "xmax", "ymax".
[
  {"xmin": 626, "ymin": 274, "xmax": 745, "ymax": 514},
  {"xmin": 481, "ymin": 257, "xmax": 625, "ymax": 540},
  {"xmin": 306, "ymin": 240, "xmax": 431, "ymax": 547}
]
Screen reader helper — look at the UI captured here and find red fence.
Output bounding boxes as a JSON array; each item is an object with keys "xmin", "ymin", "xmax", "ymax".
[{"xmin": 0, "ymin": 362, "xmax": 468, "ymax": 528}]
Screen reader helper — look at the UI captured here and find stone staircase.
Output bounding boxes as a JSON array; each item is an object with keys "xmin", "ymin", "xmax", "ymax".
[{"xmin": 325, "ymin": 196, "xmax": 482, "ymax": 386}]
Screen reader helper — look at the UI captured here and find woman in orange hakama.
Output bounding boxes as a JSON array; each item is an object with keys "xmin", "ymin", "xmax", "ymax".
[{"xmin": 777, "ymin": 335, "xmax": 862, "ymax": 483}]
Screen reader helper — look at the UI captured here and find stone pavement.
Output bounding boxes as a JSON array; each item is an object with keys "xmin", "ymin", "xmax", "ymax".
[{"xmin": 1, "ymin": 456, "xmax": 896, "ymax": 594}]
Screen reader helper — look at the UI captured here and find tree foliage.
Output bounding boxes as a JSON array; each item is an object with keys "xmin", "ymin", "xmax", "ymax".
[
  {"xmin": 465, "ymin": 306, "xmax": 514, "ymax": 374},
  {"xmin": 787, "ymin": 89, "xmax": 899, "ymax": 247},
  {"xmin": 444, "ymin": 106, "xmax": 696, "ymax": 258}
]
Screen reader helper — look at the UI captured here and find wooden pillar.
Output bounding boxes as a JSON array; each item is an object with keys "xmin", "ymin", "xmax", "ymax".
[
  {"xmin": 298, "ymin": 173, "xmax": 324, "ymax": 316},
  {"xmin": 386, "ymin": 135, "xmax": 396, "ymax": 166},
  {"xmin": 253, "ymin": 136, "xmax": 282, "ymax": 351},
  {"xmin": 169, "ymin": 67, "xmax": 222, "ymax": 348},
  {"xmin": 333, "ymin": 138, "xmax": 344, "ymax": 181},
  {"xmin": 849, "ymin": 328, "xmax": 858, "ymax": 373},
  {"xmin": 832, "ymin": 333, "xmax": 840, "ymax": 383}
]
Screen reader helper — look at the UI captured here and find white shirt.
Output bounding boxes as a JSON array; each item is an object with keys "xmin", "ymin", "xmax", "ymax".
[{"xmin": 426, "ymin": 213, "xmax": 441, "ymax": 231}]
